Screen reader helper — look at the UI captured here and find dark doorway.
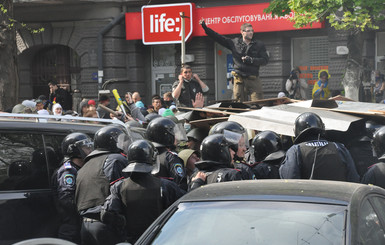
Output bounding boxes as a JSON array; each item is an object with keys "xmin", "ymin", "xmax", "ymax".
[{"xmin": 31, "ymin": 45, "xmax": 80, "ymax": 100}]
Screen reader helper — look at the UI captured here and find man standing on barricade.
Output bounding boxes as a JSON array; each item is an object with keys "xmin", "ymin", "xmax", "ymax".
[{"xmin": 200, "ymin": 19, "xmax": 269, "ymax": 102}]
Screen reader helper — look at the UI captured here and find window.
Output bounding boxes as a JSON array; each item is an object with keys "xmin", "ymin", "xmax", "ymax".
[
  {"xmin": 292, "ymin": 37, "xmax": 329, "ymax": 97},
  {"xmin": 376, "ymin": 32, "xmax": 385, "ymax": 73},
  {"xmin": 358, "ymin": 199, "xmax": 385, "ymax": 244},
  {"xmin": 150, "ymin": 201, "xmax": 346, "ymax": 245},
  {"xmin": 0, "ymin": 133, "xmax": 63, "ymax": 191}
]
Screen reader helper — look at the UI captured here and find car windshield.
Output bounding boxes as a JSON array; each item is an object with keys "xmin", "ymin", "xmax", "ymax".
[{"xmin": 150, "ymin": 201, "xmax": 346, "ymax": 245}]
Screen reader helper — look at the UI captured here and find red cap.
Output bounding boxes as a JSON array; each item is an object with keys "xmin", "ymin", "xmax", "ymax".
[{"xmin": 88, "ymin": 99, "xmax": 96, "ymax": 106}]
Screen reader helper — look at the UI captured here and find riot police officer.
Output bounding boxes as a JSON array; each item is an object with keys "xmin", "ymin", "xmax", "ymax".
[
  {"xmin": 189, "ymin": 134, "xmax": 242, "ymax": 191},
  {"xmin": 251, "ymin": 130, "xmax": 285, "ymax": 179},
  {"xmin": 209, "ymin": 121, "xmax": 255, "ymax": 179},
  {"xmin": 52, "ymin": 132, "xmax": 94, "ymax": 243},
  {"xmin": 279, "ymin": 112, "xmax": 359, "ymax": 182},
  {"xmin": 146, "ymin": 117, "xmax": 187, "ymax": 190},
  {"xmin": 101, "ymin": 140, "xmax": 185, "ymax": 243},
  {"xmin": 362, "ymin": 126, "xmax": 385, "ymax": 188},
  {"xmin": 75, "ymin": 125, "xmax": 129, "ymax": 245}
]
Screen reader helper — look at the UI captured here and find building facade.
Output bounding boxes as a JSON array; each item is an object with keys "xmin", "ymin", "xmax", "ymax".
[{"xmin": 14, "ymin": 0, "xmax": 385, "ymax": 110}]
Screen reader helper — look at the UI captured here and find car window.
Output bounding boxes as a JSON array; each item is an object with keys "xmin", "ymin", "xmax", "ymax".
[
  {"xmin": 369, "ymin": 197, "xmax": 385, "ymax": 231},
  {"xmin": 150, "ymin": 201, "xmax": 346, "ymax": 245},
  {"xmin": 358, "ymin": 199, "xmax": 385, "ymax": 244},
  {"xmin": 0, "ymin": 133, "xmax": 63, "ymax": 191}
]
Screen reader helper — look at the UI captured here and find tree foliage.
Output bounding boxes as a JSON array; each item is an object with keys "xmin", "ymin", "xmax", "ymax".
[
  {"xmin": 264, "ymin": 0, "xmax": 385, "ymax": 31},
  {"xmin": 0, "ymin": 2, "xmax": 44, "ymax": 33}
]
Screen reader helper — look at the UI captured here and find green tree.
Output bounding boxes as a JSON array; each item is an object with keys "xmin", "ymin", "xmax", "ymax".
[{"xmin": 265, "ymin": 0, "xmax": 385, "ymax": 101}]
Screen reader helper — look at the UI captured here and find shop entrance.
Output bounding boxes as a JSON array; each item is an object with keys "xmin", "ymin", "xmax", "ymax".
[
  {"xmin": 215, "ymin": 43, "xmax": 233, "ymax": 101},
  {"xmin": 151, "ymin": 45, "xmax": 176, "ymax": 97}
]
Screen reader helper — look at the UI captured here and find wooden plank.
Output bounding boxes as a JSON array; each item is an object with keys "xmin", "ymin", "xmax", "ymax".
[{"xmin": 177, "ymin": 107, "xmax": 237, "ymax": 115}]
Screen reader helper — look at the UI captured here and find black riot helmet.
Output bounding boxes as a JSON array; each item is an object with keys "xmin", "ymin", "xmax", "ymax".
[
  {"xmin": 145, "ymin": 113, "xmax": 162, "ymax": 123},
  {"xmin": 62, "ymin": 132, "xmax": 94, "ymax": 159},
  {"xmin": 365, "ymin": 120, "xmax": 383, "ymax": 139},
  {"xmin": 200, "ymin": 134, "xmax": 233, "ymax": 167},
  {"xmin": 372, "ymin": 126, "xmax": 385, "ymax": 159},
  {"xmin": 123, "ymin": 140, "xmax": 158, "ymax": 173},
  {"xmin": 294, "ymin": 112, "xmax": 325, "ymax": 138},
  {"xmin": 252, "ymin": 130, "xmax": 284, "ymax": 162},
  {"xmin": 146, "ymin": 117, "xmax": 176, "ymax": 147},
  {"xmin": 187, "ymin": 127, "xmax": 209, "ymax": 142},
  {"xmin": 209, "ymin": 121, "xmax": 246, "ymax": 135},
  {"xmin": 209, "ymin": 121, "xmax": 248, "ymax": 152},
  {"xmin": 94, "ymin": 125, "xmax": 128, "ymax": 153}
]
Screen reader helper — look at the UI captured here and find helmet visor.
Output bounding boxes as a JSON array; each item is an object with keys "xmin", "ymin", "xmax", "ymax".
[
  {"xmin": 116, "ymin": 133, "xmax": 131, "ymax": 153},
  {"xmin": 152, "ymin": 149, "xmax": 160, "ymax": 175},
  {"xmin": 75, "ymin": 138, "xmax": 94, "ymax": 158},
  {"xmin": 174, "ymin": 123, "xmax": 188, "ymax": 142}
]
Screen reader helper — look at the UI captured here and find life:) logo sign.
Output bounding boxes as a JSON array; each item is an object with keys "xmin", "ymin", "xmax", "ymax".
[{"xmin": 141, "ymin": 3, "xmax": 194, "ymax": 45}]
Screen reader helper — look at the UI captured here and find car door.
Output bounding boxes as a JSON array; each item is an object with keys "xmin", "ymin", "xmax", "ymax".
[{"xmin": 0, "ymin": 131, "xmax": 64, "ymax": 243}]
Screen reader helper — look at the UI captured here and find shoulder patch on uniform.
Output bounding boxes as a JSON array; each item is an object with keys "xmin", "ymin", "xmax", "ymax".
[
  {"xmin": 63, "ymin": 174, "xmax": 75, "ymax": 186},
  {"xmin": 173, "ymin": 163, "xmax": 184, "ymax": 177},
  {"xmin": 64, "ymin": 161, "xmax": 72, "ymax": 169}
]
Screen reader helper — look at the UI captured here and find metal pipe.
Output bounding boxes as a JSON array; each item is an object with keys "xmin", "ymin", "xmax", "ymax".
[
  {"xmin": 97, "ymin": 13, "xmax": 125, "ymax": 90},
  {"xmin": 180, "ymin": 12, "xmax": 186, "ymax": 65}
]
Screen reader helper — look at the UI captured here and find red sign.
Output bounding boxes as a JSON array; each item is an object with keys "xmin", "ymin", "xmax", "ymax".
[
  {"xmin": 125, "ymin": 3, "xmax": 324, "ymax": 41},
  {"xmin": 141, "ymin": 3, "xmax": 194, "ymax": 45},
  {"xmin": 192, "ymin": 3, "xmax": 323, "ymax": 36}
]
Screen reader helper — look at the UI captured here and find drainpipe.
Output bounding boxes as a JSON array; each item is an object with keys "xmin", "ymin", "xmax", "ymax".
[{"xmin": 97, "ymin": 12, "xmax": 125, "ymax": 90}]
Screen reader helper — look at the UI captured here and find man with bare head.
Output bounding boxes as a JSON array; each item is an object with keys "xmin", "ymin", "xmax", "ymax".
[
  {"xmin": 132, "ymin": 92, "xmax": 145, "ymax": 109},
  {"xmin": 132, "ymin": 92, "xmax": 141, "ymax": 103}
]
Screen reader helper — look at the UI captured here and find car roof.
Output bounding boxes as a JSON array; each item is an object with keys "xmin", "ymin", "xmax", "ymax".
[
  {"xmin": 181, "ymin": 179, "xmax": 385, "ymax": 205},
  {"xmin": 0, "ymin": 113, "xmax": 124, "ymax": 134}
]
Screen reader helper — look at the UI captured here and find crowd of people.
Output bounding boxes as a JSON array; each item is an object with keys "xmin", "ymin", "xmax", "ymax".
[
  {"xmin": 5, "ymin": 19, "xmax": 385, "ymax": 245},
  {"xmin": 45, "ymin": 92, "xmax": 385, "ymax": 245}
]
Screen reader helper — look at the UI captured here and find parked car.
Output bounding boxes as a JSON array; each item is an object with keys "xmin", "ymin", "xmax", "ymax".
[
  {"xmin": 0, "ymin": 114, "xmax": 128, "ymax": 244},
  {"xmin": 137, "ymin": 179, "xmax": 385, "ymax": 245}
]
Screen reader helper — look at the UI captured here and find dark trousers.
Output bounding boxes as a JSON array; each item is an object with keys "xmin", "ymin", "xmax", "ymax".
[{"xmin": 81, "ymin": 219, "xmax": 125, "ymax": 245}]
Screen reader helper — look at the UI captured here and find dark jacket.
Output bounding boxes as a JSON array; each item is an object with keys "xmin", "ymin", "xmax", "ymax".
[
  {"xmin": 155, "ymin": 147, "xmax": 187, "ymax": 191},
  {"xmin": 51, "ymin": 160, "xmax": 81, "ymax": 243},
  {"xmin": 201, "ymin": 22, "xmax": 269, "ymax": 77},
  {"xmin": 49, "ymin": 87, "xmax": 72, "ymax": 111},
  {"xmin": 361, "ymin": 161, "xmax": 385, "ymax": 189},
  {"xmin": 172, "ymin": 78, "xmax": 204, "ymax": 108},
  {"xmin": 189, "ymin": 160, "xmax": 242, "ymax": 191}
]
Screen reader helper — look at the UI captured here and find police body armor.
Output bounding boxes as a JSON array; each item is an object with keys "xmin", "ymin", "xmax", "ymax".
[
  {"xmin": 299, "ymin": 140, "xmax": 347, "ymax": 181},
  {"xmin": 155, "ymin": 150, "xmax": 169, "ymax": 178},
  {"xmin": 120, "ymin": 174, "xmax": 162, "ymax": 241},
  {"xmin": 76, "ymin": 154, "xmax": 110, "ymax": 212}
]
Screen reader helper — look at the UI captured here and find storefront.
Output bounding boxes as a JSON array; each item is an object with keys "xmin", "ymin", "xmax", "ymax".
[
  {"xmin": 125, "ymin": 2, "xmax": 328, "ymax": 102},
  {"xmin": 14, "ymin": 0, "xmax": 385, "ymax": 107}
]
